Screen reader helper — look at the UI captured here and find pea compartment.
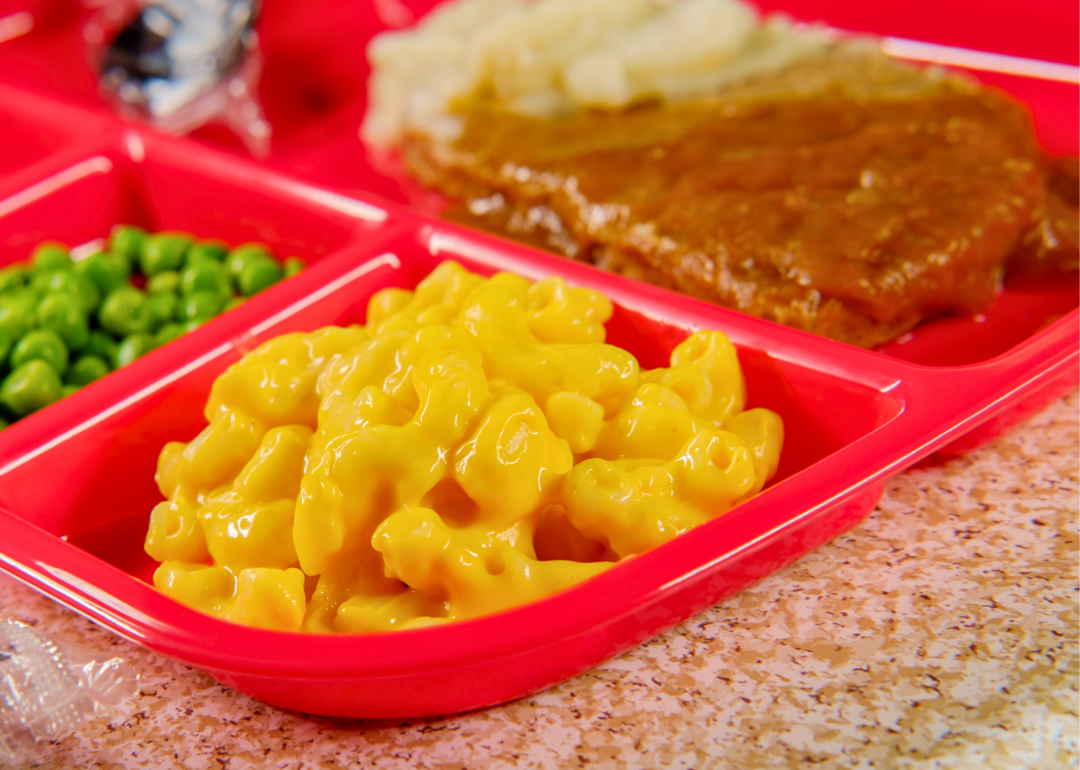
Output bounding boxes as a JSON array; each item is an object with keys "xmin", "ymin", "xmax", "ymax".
[{"xmin": 0, "ymin": 225, "xmax": 300, "ymax": 430}]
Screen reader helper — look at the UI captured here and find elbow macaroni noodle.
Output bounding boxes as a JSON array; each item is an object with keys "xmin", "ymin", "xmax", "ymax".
[{"xmin": 145, "ymin": 262, "xmax": 783, "ymax": 632}]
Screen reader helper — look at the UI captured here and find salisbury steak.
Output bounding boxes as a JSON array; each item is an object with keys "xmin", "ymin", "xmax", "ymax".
[{"xmin": 406, "ymin": 82, "xmax": 1053, "ymax": 348}]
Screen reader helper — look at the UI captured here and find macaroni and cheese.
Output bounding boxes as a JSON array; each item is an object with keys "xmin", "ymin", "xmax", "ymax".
[{"xmin": 145, "ymin": 262, "xmax": 783, "ymax": 632}]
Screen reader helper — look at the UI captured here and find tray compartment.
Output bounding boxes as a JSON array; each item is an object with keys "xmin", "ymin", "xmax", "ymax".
[
  {"xmin": 0, "ymin": 134, "xmax": 397, "ymax": 452},
  {"xmin": 0, "ymin": 222, "xmax": 919, "ymax": 715}
]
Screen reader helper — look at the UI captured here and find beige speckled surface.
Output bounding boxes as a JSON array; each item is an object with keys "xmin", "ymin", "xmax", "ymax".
[{"xmin": 3, "ymin": 391, "xmax": 1077, "ymax": 770}]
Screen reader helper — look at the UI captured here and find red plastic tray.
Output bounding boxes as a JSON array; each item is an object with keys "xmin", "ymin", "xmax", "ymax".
[{"xmin": 0, "ymin": 1, "xmax": 1076, "ymax": 718}]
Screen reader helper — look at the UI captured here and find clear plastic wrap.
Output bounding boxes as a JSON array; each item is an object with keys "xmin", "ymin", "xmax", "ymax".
[{"xmin": 0, "ymin": 618, "xmax": 138, "ymax": 760}]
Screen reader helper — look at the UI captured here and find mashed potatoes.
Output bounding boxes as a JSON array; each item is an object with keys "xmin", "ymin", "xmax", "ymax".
[{"xmin": 362, "ymin": 0, "xmax": 830, "ymax": 146}]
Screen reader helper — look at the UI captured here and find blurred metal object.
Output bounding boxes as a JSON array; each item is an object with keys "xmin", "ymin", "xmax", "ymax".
[
  {"xmin": 102, "ymin": 0, "xmax": 257, "ymax": 118},
  {"xmin": 97, "ymin": 0, "xmax": 270, "ymax": 156}
]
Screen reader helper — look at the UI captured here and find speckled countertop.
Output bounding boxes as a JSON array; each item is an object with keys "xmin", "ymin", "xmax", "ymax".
[{"xmin": 3, "ymin": 391, "xmax": 1077, "ymax": 770}]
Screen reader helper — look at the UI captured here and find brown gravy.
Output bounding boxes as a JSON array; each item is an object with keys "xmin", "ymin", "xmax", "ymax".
[{"xmin": 406, "ymin": 83, "xmax": 1077, "ymax": 348}]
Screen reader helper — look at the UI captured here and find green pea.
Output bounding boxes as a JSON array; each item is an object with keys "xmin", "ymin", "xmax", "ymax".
[
  {"xmin": 146, "ymin": 271, "xmax": 181, "ymax": 295},
  {"xmin": 180, "ymin": 261, "xmax": 232, "ymax": 298},
  {"xmin": 12, "ymin": 329, "xmax": 69, "ymax": 375},
  {"xmin": 109, "ymin": 225, "xmax": 147, "ymax": 267},
  {"xmin": 37, "ymin": 293, "xmax": 90, "ymax": 352},
  {"xmin": 283, "ymin": 257, "xmax": 305, "ymax": 278},
  {"xmin": 148, "ymin": 292, "xmax": 178, "ymax": 330},
  {"xmin": 30, "ymin": 243, "xmax": 73, "ymax": 274},
  {"xmin": 186, "ymin": 239, "xmax": 229, "ymax": 265},
  {"xmin": 154, "ymin": 323, "xmax": 186, "ymax": 347},
  {"xmin": 85, "ymin": 330, "xmax": 117, "ymax": 362},
  {"xmin": 140, "ymin": 232, "xmax": 194, "ymax": 276},
  {"xmin": 29, "ymin": 269, "xmax": 64, "ymax": 293},
  {"xmin": 182, "ymin": 320, "xmax": 202, "ymax": 334},
  {"xmin": 0, "ymin": 416, "xmax": 7, "ymax": 430},
  {"xmin": 0, "ymin": 360, "xmax": 63, "ymax": 417},
  {"xmin": 99, "ymin": 287, "xmax": 152, "ymax": 337},
  {"xmin": 113, "ymin": 333, "xmax": 154, "ymax": 368},
  {"xmin": 72, "ymin": 272, "xmax": 102, "ymax": 313},
  {"xmin": 74, "ymin": 251, "xmax": 130, "ymax": 295},
  {"xmin": 0, "ymin": 328, "xmax": 10, "ymax": 365},
  {"xmin": 225, "ymin": 243, "xmax": 272, "ymax": 279},
  {"xmin": 61, "ymin": 383, "xmax": 80, "ymax": 399},
  {"xmin": 0, "ymin": 292, "xmax": 38, "ymax": 341},
  {"xmin": 0, "ymin": 265, "xmax": 29, "ymax": 294},
  {"xmin": 31, "ymin": 270, "xmax": 100, "ymax": 315},
  {"xmin": 222, "ymin": 296, "xmax": 245, "ymax": 313},
  {"xmin": 176, "ymin": 291, "xmax": 222, "ymax": 324},
  {"xmin": 66, "ymin": 354, "xmax": 110, "ymax": 386},
  {"xmin": 238, "ymin": 257, "xmax": 284, "ymax": 296},
  {"xmin": 29, "ymin": 271, "xmax": 52, "ymax": 294}
]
